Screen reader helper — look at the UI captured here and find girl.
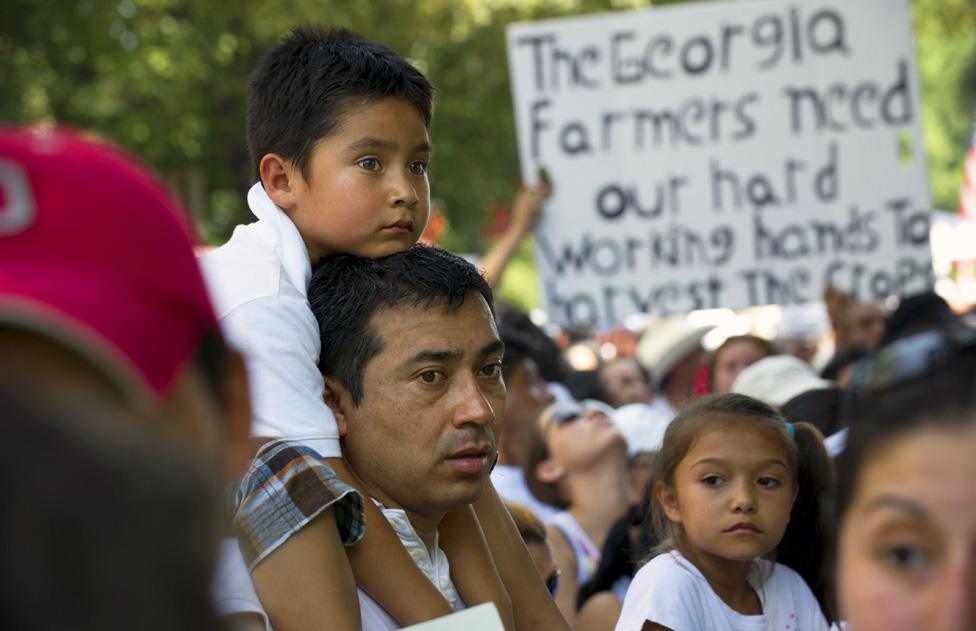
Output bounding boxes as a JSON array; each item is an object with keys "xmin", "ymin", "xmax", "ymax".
[
  {"xmin": 616, "ymin": 393, "xmax": 831, "ymax": 631},
  {"xmin": 835, "ymin": 326, "xmax": 976, "ymax": 630}
]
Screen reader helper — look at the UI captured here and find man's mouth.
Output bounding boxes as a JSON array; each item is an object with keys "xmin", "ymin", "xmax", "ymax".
[
  {"xmin": 724, "ymin": 522, "xmax": 762, "ymax": 533},
  {"xmin": 445, "ymin": 446, "xmax": 492, "ymax": 474}
]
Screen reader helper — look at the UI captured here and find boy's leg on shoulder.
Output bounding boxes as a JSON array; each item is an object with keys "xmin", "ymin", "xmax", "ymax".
[
  {"xmin": 328, "ymin": 456, "xmax": 458, "ymax": 625},
  {"xmin": 234, "ymin": 441, "xmax": 365, "ymax": 631},
  {"xmin": 251, "ymin": 507, "xmax": 360, "ymax": 631}
]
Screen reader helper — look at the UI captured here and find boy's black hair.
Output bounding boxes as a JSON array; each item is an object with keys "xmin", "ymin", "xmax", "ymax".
[
  {"xmin": 308, "ymin": 245, "xmax": 493, "ymax": 406},
  {"xmin": 247, "ymin": 25, "xmax": 435, "ymax": 181}
]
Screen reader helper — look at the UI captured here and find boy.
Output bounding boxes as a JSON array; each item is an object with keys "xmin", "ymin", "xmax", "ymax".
[{"xmin": 205, "ymin": 27, "xmax": 566, "ymax": 631}]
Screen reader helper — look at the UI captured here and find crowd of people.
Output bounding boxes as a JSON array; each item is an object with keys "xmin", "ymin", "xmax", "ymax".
[{"xmin": 2, "ymin": 23, "xmax": 975, "ymax": 631}]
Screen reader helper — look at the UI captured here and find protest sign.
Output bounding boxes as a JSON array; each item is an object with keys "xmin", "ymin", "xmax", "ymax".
[{"xmin": 507, "ymin": 0, "xmax": 931, "ymax": 328}]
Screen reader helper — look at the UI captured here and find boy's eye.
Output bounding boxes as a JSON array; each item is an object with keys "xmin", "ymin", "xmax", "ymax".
[
  {"xmin": 881, "ymin": 544, "xmax": 928, "ymax": 572},
  {"xmin": 408, "ymin": 160, "xmax": 428, "ymax": 175},
  {"xmin": 357, "ymin": 158, "xmax": 381, "ymax": 171},
  {"xmin": 419, "ymin": 370, "xmax": 446, "ymax": 384}
]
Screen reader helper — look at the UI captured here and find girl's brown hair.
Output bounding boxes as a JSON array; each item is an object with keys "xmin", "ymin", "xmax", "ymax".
[{"xmin": 648, "ymin": 393, "xmax": 833, "ymax": 616}]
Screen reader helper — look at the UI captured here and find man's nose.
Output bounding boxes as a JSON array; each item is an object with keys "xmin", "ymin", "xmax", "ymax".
[{"xmin": 452, "ymin": 375, "xmax": 495, "ymax": 428}]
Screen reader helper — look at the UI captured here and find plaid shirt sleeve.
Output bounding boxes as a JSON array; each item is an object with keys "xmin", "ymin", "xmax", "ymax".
[{"xmin": 233, "ymin": 439, "xmax": 365, "ymax": 570}]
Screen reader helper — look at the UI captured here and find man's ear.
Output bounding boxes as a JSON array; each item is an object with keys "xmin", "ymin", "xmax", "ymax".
[
  {"xmin": 655, "ymin": 481, "xmax": 682, "ymax": 524},
  {"xmin": 535, "ymin": 458, "xmax": 565, "ymax": 486},
  {"xmin": 258, "ymin": 153, "xmax": 300, "ymax": 211},
  {"xmin": 221, "ymin": 349, "xmax": 253, "ymax": 480},
  {"xmin": 322, "ymin": 376, "xmax": 350, "ymax": 438}
]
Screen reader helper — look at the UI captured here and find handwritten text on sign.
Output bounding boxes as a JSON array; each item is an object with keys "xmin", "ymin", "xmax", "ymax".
[{"xmin": 507, "ymin": 0, "xmax": 931, "ymax": 328}]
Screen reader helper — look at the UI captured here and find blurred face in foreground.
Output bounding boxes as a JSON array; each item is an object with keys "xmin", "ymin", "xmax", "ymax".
[{"xmin": 838, "ymin": 423, "xmax": 976, "ymax": 631}]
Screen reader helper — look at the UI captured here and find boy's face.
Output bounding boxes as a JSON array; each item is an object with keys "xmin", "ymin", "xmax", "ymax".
[{"xmin": 288, "ymin": 98, "xmax": 431, "ymax": 261}]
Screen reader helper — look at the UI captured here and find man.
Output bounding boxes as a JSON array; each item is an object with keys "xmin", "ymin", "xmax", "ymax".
[
  {"xmin": 0, "ymin": 126, "xmax": 251, "ymax": 628},
  {"xmin": 307, "ymin": 246, "xmax": 504, "ymax": 627}
]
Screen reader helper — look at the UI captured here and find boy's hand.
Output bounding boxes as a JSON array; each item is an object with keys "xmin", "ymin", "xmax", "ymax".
[{"xmin": 509, "ymin": 183, "xmax": 551, "ymax": 235}]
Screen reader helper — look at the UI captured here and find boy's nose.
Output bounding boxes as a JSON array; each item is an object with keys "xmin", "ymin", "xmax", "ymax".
[{"xmin": 388, "ymin": 172, "xmax": 419, "ymax": 207}]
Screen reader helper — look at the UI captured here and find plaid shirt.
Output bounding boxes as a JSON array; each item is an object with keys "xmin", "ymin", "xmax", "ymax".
[{"xmin": 233, "ymin": 439, "xmax": 364, "ymax": 569}]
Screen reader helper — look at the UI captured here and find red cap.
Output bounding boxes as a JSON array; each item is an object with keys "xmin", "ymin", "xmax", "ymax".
[{"xmin": 0, "ymin": 126, "xmax": 220, "ymax": 399}]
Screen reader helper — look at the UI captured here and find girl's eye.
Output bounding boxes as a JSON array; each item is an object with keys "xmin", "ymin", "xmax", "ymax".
[
  {"xmin": 881, "ymin": 544, "xmax": 928, "ymax": 572},
  {"xmin": 757, "ymin": 476, "xmax": 781, "ymax": 488},
  {"xmin": 701, "ymin": 475, "xmax": 723, "ymax": 487},
  {"xmin": 408, "ymin": 160, "xmax": 428, "ymax": 175},
  {"xmin": 358, "ymin": 158, "xmax": 381, "ymax": 171},
  {"xmin": 419, "ymin": 370, "xmax": 445, "ymax": 384}
]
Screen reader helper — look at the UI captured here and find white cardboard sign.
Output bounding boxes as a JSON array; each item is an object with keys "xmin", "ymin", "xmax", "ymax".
[{"xmin": 507, "ymin": 0, "xmax": 931, "ymax": 328}]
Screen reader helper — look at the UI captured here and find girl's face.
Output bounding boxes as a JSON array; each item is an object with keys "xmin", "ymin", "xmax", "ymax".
[
  {"xmin": 713, "ymin": 341, "xmax": 767, "ymax": 394},
  {"xmin": 838, "ymin": 424, "xmax": 976, "ymax": 631},
  {"xmin": 657, "ymin": 420, "xmax": 796, "ymax": 564}
]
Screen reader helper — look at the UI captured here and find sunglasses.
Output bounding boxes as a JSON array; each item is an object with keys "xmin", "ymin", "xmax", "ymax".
[
  {"xmin": 545, "ymin": 568, "xmax": 561, "ymax": 597},
  {"xmin": 848, "ymin": 326, "xmax": 976, "ymax": 392},
  {"xmin": 548, "ymin": 399, "xmax": 616, "ymax": 426}
]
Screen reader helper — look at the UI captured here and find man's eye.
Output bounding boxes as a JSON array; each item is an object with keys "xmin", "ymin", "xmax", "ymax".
[
  {"xmin": 881, "ymin": 544, "xmax": 928, "ymax": 572},
  {"xmin": 408, "ymin": 160, "xmax": 428, "ymax": 175},
  {"xmin": 481, "ymin": 363, "xmax": 502, "ymax": 378},
  {"xmin": 358, "ymin": 158, "xmax": 381, "ymax": 171},
  {"xmin": 419, "ymin": 370, "xmax": 445, "ymax": 384}
]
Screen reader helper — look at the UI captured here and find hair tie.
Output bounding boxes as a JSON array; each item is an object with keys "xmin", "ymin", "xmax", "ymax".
[{"xmin": 786, "ymin": 422, "xmax": 796, "ymax": 440}]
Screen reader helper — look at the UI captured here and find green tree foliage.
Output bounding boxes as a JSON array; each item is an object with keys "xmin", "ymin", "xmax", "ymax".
[{"xmin": 1, "ymin": 0, "xmax": 969, "ymax": 309}]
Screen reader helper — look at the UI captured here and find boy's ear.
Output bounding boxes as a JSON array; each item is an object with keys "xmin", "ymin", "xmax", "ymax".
[
  {"xmin": 535, "ymin": 458, "xmax": 565, "ymax": 486},
  {"xmin": 259, "ymin": 153, "xmax": 299, "ymax": 211},
  {"xmin": 655, "ymin": 481, "xmax": 682, "ymax": 524},
  {"xmin": 322, "ymin": 376, "xmax": 349, "ymax": 438}
]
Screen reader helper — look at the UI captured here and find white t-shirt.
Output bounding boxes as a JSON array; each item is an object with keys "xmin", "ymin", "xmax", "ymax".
[
  {"xmin": 200, "ymin": 183, "xmax": 340, "ymax": 457},
  {"xmin": 615, "ymin": 551, "xmax": 829, "ymax": 631},
  {"xmin": 490, "ymin": 464, "xmax": 560, "ymax": 523}
]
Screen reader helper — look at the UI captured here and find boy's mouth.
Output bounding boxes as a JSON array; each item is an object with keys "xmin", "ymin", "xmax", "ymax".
[{"xmin": 384, "ymin": 219, "xmax": 413, "ymax": 234}]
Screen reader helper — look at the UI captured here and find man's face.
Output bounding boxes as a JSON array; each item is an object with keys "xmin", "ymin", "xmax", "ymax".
[{"xmin": 332, "ymin": 292, "xmax": 505, "ymax": 522}]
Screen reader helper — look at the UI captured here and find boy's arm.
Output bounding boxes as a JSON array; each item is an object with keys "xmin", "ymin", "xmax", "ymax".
[
  {"xmin": 329, "ymin": 457, "xmax": 458, "ymax": 625},
  {"xmin": 438, "ymin": 505, "xmax": 516, "ymax": 631},
  {"xmin": 251, "ymin": 507, "xmax": 361, "ymax": 631},
  {"xmin": 473, "ymin": 481, "xmax": 572, "ymax": 631}
]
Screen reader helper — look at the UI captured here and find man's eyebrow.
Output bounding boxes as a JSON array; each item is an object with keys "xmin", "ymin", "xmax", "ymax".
[
  {"xmin": 861, "ymin": 494, "xmax": 929, "ymax": 520},
  {"xmin": 346, "ymin": 138, "xmax": 431, "ymax": 154},
  {"xmin": 405, "ymin": 349, "xmax": 461, "ymax": 365},
  {"xmin": 403, "ymin": 340, "xmax": 504, "ymax": 367},
  {"xmin": 478, "ymin": 340, "xmax": 505, "ymax": 358}
]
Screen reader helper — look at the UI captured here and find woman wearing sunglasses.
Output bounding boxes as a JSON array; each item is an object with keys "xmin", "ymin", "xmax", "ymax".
[{"xmin": 523, "ymin": 399, "xmax": 635, "ymax": 626}]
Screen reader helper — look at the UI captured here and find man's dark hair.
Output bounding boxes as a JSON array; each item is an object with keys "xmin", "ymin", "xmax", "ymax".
[
  {"xmin": 309, "ymin": 245, "xmax": 493, "ymax": 406},
  {"xmin": 247, "ymin": 25, "xmax": 435, "ymax": 181}
]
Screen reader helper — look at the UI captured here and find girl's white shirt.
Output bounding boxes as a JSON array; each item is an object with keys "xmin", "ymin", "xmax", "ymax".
[{"xmin": 615, "ymin": 550, "xmax": 829, "ymax": 631}]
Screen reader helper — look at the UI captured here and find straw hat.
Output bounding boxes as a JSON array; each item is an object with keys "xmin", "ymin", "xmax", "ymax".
[
  {"xmin": 731, "ymin": 355, "xmax": 833, "ymax": 407},
  {"xmin": 636, "ymin": 316, "xmax": 713, "ymax": 386}
]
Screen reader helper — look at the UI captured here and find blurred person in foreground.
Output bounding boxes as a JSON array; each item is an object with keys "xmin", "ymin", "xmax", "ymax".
[
  {"xmin": 835, "ymin": 319, "xmax": 976, "ymax": 630},
  {"xmin": 0, "ymin": 126, "xmax": 251, "ymax": 629}
]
